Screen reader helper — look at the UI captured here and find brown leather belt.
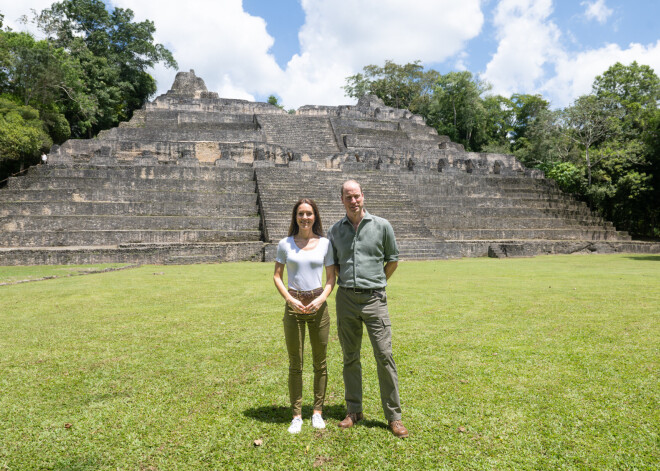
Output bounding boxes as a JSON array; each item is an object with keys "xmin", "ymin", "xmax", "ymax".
[{"xmin": 288, "ymin": 287, "xmax": 323, "ymax": 307}]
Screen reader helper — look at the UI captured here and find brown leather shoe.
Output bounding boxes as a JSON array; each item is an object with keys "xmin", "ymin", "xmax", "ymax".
[
  {"xmin": 389, "ymin": 420, "xmax": 409, "ymax": 438},
  {"xmin": 338, "ymin": 412, "xmax": 363, "ymax": 429}
]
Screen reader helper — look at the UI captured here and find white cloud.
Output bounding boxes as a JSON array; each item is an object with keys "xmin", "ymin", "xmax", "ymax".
[
  {"xmin": 454, "ymin": 52, "xmax": 469, "ymax": 71},
  {"xmin": 582, "ymin": 0, "xmax": 613, "ymax": 24},
  {"xmin": 483, "ymin": 0, "xmax": 659, "ymax": 108},
  {"xmin": 483, "ymin": 0, "xmax": 563, "ymax": 97},
  {"xmin": 279, "ymin": 0, "xmax": 485, "ymax": 108},
  {"xmin": 110, "ymin": 0, "xmax": 487, "ymax": 108},
  {"xmin": 44, "ymin": 0, "xmax": 484, "ymax": 109},
  {"xmin": 4, "ymin": 0, "xmax": 485, "ymax": 109},
  {"xmin": 110, "ymin": 0, "xmax": 284, "ymax": 101},
  {"xmin": 543, "ymin": 40, "xmax": 660, "ymax": 107},
  {"xmin": 1, "ymin": 0, "xmax": 54, "ymax": 35}
]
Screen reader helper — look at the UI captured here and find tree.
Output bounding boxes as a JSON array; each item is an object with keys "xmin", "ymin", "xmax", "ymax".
[
  {"xmin": 430, "ymin": 71, "xmax": 491, "ymax": 150},
  {"xmin": 0, "ymin": 30, "xmax": 80, "ymax": 142},
  {"xmin": 509, "ymin": 94, "xmax": 550, "ymax": 146},
  {"xmin": 562, "ymin": 95, "xmax": 622, "ymax": 186},
  {"xmin": 0, "ymin": 97, "xmax": 51, "ymax": 174},
  {"xmin": 267, "ymin": 95, "xmax": 284, "ymax": 109},
  {"xmin": 481, "ymin": 94, "xmax": 514, "ymax": 152},
  {"xmin": 593, "ymin": 61, "xmax": 659, "ymax": 138},
  {"xmin": 34, "ymin": 0, "xmax": 177, "ymax": 135},
  {"xmin": 344, "ymin": 60, "xmax": 439, "ymax": 116},
  {"xmin": 513, "ymin": 108, "xmax": 576, "ymax": 167}
]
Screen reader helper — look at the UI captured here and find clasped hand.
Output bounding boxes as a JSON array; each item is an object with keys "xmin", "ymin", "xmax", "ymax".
[{"xmin": 288, "ymin": 296, "xmax": 322, "ymax": 314}]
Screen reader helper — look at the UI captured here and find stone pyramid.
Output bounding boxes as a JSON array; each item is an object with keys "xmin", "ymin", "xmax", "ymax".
[{"xmin": 1, "ymin": 70, "xmax": 657, "ymax": 265}]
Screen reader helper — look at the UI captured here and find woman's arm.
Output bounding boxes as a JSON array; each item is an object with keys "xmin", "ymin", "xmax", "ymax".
[
  {"xmin": 305, "ymin": 264, "xmax": 336, "ymax": 314},
  {"xmin": 273, "ymin": 261, "xmax": 306, "ymax": 313}
]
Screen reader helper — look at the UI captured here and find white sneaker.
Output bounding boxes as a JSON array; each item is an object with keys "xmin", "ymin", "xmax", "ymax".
[
  {"xmin": 311, "ymin": 413, "xmax": 326, "ymax": 429},
  {"xmin": 288, "ymin": 417, "xmax": 303, "ymax": 434}
]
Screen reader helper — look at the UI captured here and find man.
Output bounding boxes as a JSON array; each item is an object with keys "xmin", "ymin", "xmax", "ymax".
[{"xmin": 327, "ymin": 179, "xmax": 408, "ymax": 438}]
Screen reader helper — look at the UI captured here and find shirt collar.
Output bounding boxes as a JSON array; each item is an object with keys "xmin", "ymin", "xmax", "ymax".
[{"xmin": 340, "ymin": 209, "xmax": 372, "ymax": 226}]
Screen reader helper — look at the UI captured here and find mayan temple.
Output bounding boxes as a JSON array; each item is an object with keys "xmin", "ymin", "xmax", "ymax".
[{"xmin": 1, "ymin": 70, "xmax": 658, "ymax": 265}]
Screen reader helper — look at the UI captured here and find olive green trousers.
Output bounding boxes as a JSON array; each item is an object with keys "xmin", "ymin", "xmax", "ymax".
[
  {"xmin": 335, "ymin": 287, "xmax": 402, "ymax": 421},
  {"xmin": 283, "ymin": 302, "xmax": 330, "ymax": 416}
]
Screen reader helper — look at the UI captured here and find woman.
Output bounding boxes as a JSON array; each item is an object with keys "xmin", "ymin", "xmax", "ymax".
[{"xmin": 273, "ymin": 198, "xmax": 336, "ymax": 434}]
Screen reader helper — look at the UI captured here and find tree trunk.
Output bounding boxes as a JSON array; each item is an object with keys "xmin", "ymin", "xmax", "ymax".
[{"xmin": 585, "ymin": 146, "xmax": 592, "ymax": 186}]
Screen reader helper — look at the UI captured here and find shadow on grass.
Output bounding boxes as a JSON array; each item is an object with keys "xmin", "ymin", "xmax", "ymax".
[
  {"xmin": 623, "ymin": 255, "xmax": 660, "ymax": 261},
  {"xmin": 244, "ymin": 404, "xmax": 345, "ymax": 424},
  {"xmin": 243, "ymin": 404, "xmax": 388, "ymax": 429}
]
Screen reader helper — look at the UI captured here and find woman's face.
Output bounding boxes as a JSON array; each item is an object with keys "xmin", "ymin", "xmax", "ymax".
[{"xmin": 296, "ymin": 203, "xmax": 315, "ymax": 231}]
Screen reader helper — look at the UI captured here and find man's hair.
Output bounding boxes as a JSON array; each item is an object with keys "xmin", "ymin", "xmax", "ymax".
[{"xmin": 341, "ymin": 180, "xmax": 363, "ymax": 197}]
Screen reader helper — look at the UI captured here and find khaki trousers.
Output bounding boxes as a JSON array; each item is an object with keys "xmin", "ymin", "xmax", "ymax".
[
  {"xmin": 336, "ymin": 287, "xmax": 402, "ymax": 421},
  {"xmin": 283, "ymin": 302, "xmax": 330, "ymax": 416}
]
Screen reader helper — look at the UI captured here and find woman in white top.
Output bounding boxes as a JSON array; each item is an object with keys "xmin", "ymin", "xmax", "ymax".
[{"xmin": 273, "ymin": 198, "xmax": 336, "ymax": 434}]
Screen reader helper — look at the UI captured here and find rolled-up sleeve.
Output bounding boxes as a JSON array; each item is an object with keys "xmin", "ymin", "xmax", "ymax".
[
  {"xmin": 324, "ymin": 239, "xmax": 336, "ymax": 266},
  {"xmin": 383, "ymin": 221, "xmax": 399, "ymax": 263}
]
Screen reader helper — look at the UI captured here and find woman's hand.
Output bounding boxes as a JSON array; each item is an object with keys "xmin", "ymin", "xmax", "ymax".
[
  {"xmin": 287, "ymin": 297, "xmax": 307, "ymax": 314},
  {"xmin": 302, "ymin": 297, "xmax": 325, "ymax": 314}
]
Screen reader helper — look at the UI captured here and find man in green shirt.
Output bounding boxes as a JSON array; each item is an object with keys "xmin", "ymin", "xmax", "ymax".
[{"xmin": 327, "ymin": 179, "xmax": 408, "ymax": 438}]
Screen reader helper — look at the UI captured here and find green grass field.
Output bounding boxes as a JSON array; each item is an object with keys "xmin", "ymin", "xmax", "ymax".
[{"xmin": 1, "ymin": 255, "xmax": 658, "ymax": 470}]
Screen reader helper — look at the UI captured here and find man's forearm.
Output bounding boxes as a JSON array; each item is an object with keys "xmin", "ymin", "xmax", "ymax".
[{"xmin": 384, "ymin": 261, "xmax": 398, "ymax": 280}]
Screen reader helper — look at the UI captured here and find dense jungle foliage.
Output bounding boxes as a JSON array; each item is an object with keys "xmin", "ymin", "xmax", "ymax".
[{"xmin": 0, "ymin": 0, "xmax": 177, "ymax": 179}]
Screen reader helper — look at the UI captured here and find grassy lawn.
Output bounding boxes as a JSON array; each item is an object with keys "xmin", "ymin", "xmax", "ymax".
[{"xmin": 0, "ymin": 254, "xmax": 658, "ymax": 470}]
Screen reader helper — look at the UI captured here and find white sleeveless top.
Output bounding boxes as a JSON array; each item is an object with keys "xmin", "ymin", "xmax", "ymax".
[{"xmin": 275, "ymin": 236, "xmax": 335, "ymax": 291}]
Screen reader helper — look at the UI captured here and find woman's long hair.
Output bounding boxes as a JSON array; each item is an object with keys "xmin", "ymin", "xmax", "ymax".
[{"xmin": 288, "ymin": 198, "xmax": 324, "ymax": 237}]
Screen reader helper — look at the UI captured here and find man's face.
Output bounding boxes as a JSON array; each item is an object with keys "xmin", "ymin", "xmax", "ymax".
[{"xmin": 341, "ymin": 182, "xmax": 364, "ymax": 217}]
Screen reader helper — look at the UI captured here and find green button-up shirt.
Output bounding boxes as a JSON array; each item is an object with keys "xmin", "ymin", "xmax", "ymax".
[{"xmin": 328, "ymin": 210, "xmax": 399, "ymax": 289}]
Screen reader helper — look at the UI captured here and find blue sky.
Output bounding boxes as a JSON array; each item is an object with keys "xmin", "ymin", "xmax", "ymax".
[{"xmin": 3, "ymin": 0, "xmax": 659, "ymax": 109}]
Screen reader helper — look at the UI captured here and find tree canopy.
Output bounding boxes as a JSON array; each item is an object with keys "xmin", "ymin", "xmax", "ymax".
[{"xmin": 0, "ymin": 0, "xmax": 177, "ymax": 179}]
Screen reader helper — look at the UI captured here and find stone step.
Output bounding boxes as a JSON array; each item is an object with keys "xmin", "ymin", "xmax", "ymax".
[
  {"xmin": 26, "ymin": 165, "xmax": 255, "ymax": 181},
  {"xmin": 0, "ymin": 189, "xmax": 258, "ymax": 205},
  {"xmin": 101, "ymin": 127, "xmax": 266, "ymax": 142},
  {"xmin": 419, "ymin": 206, "xmax": 601, "ymax": 220},
  {"xmin": 141, "ymin": 110, "xmax": 258, "ymax": 126},
  {"xmin": 0, "ymin": 201, "xmax": 258, "ymax": 217},
  {"xmin": 263, "ymin": 213, "xmax": 613, "ymax": 233},
  {"xmin": 430, "ymin": 228, "xmax": 628, "ymax": 241},
  {"xmin": 7, "ymin": 177, "xmax": 255, "ymax": 193},
  {"xmin": 422, "ymin": 216, "xmax": 613, "ymax": 230},
  {"xmin": 0, "ymin": 241, "xmax": 266, "ymax": 266},
  {"xmin": 411, "ymin": 196, "xmax": 590, "ymax": 211},
  {"xmin": 1, "ymin": 215, "xmax": 260, "ymax": 232},
  {"xmin": 395, "ymin": 186, "xmax": 567, "ymax": 198},
  {"xmin": 398, "ymin": 174, "xmax": 552, "ymax": 187},
  {"xmin": 0, "ymin": 229, "xmax": 263, "ymax": 247},
  {"xmin": 399, "ymin": 239, "xmax": 657, "ymax": 259}
]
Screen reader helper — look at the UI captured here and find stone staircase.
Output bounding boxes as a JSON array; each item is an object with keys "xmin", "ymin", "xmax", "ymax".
[
  {"xmin": 256, "ymin": 167, "xmax": 442, "ymax": 260},
  {"xmin": 0, "ymin": 164, "xmax": 263, "ymax": 265},
  {"xmin": 397, "ymin": 172, "xmax": 644, "ymax": 257},
  {"xmin": 258, "ymin": 115, "xmax": 341, "ymax": 158},
  {"xmin": 254, "ymin": 167, "xmax": 653, "ymax": 261}
]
